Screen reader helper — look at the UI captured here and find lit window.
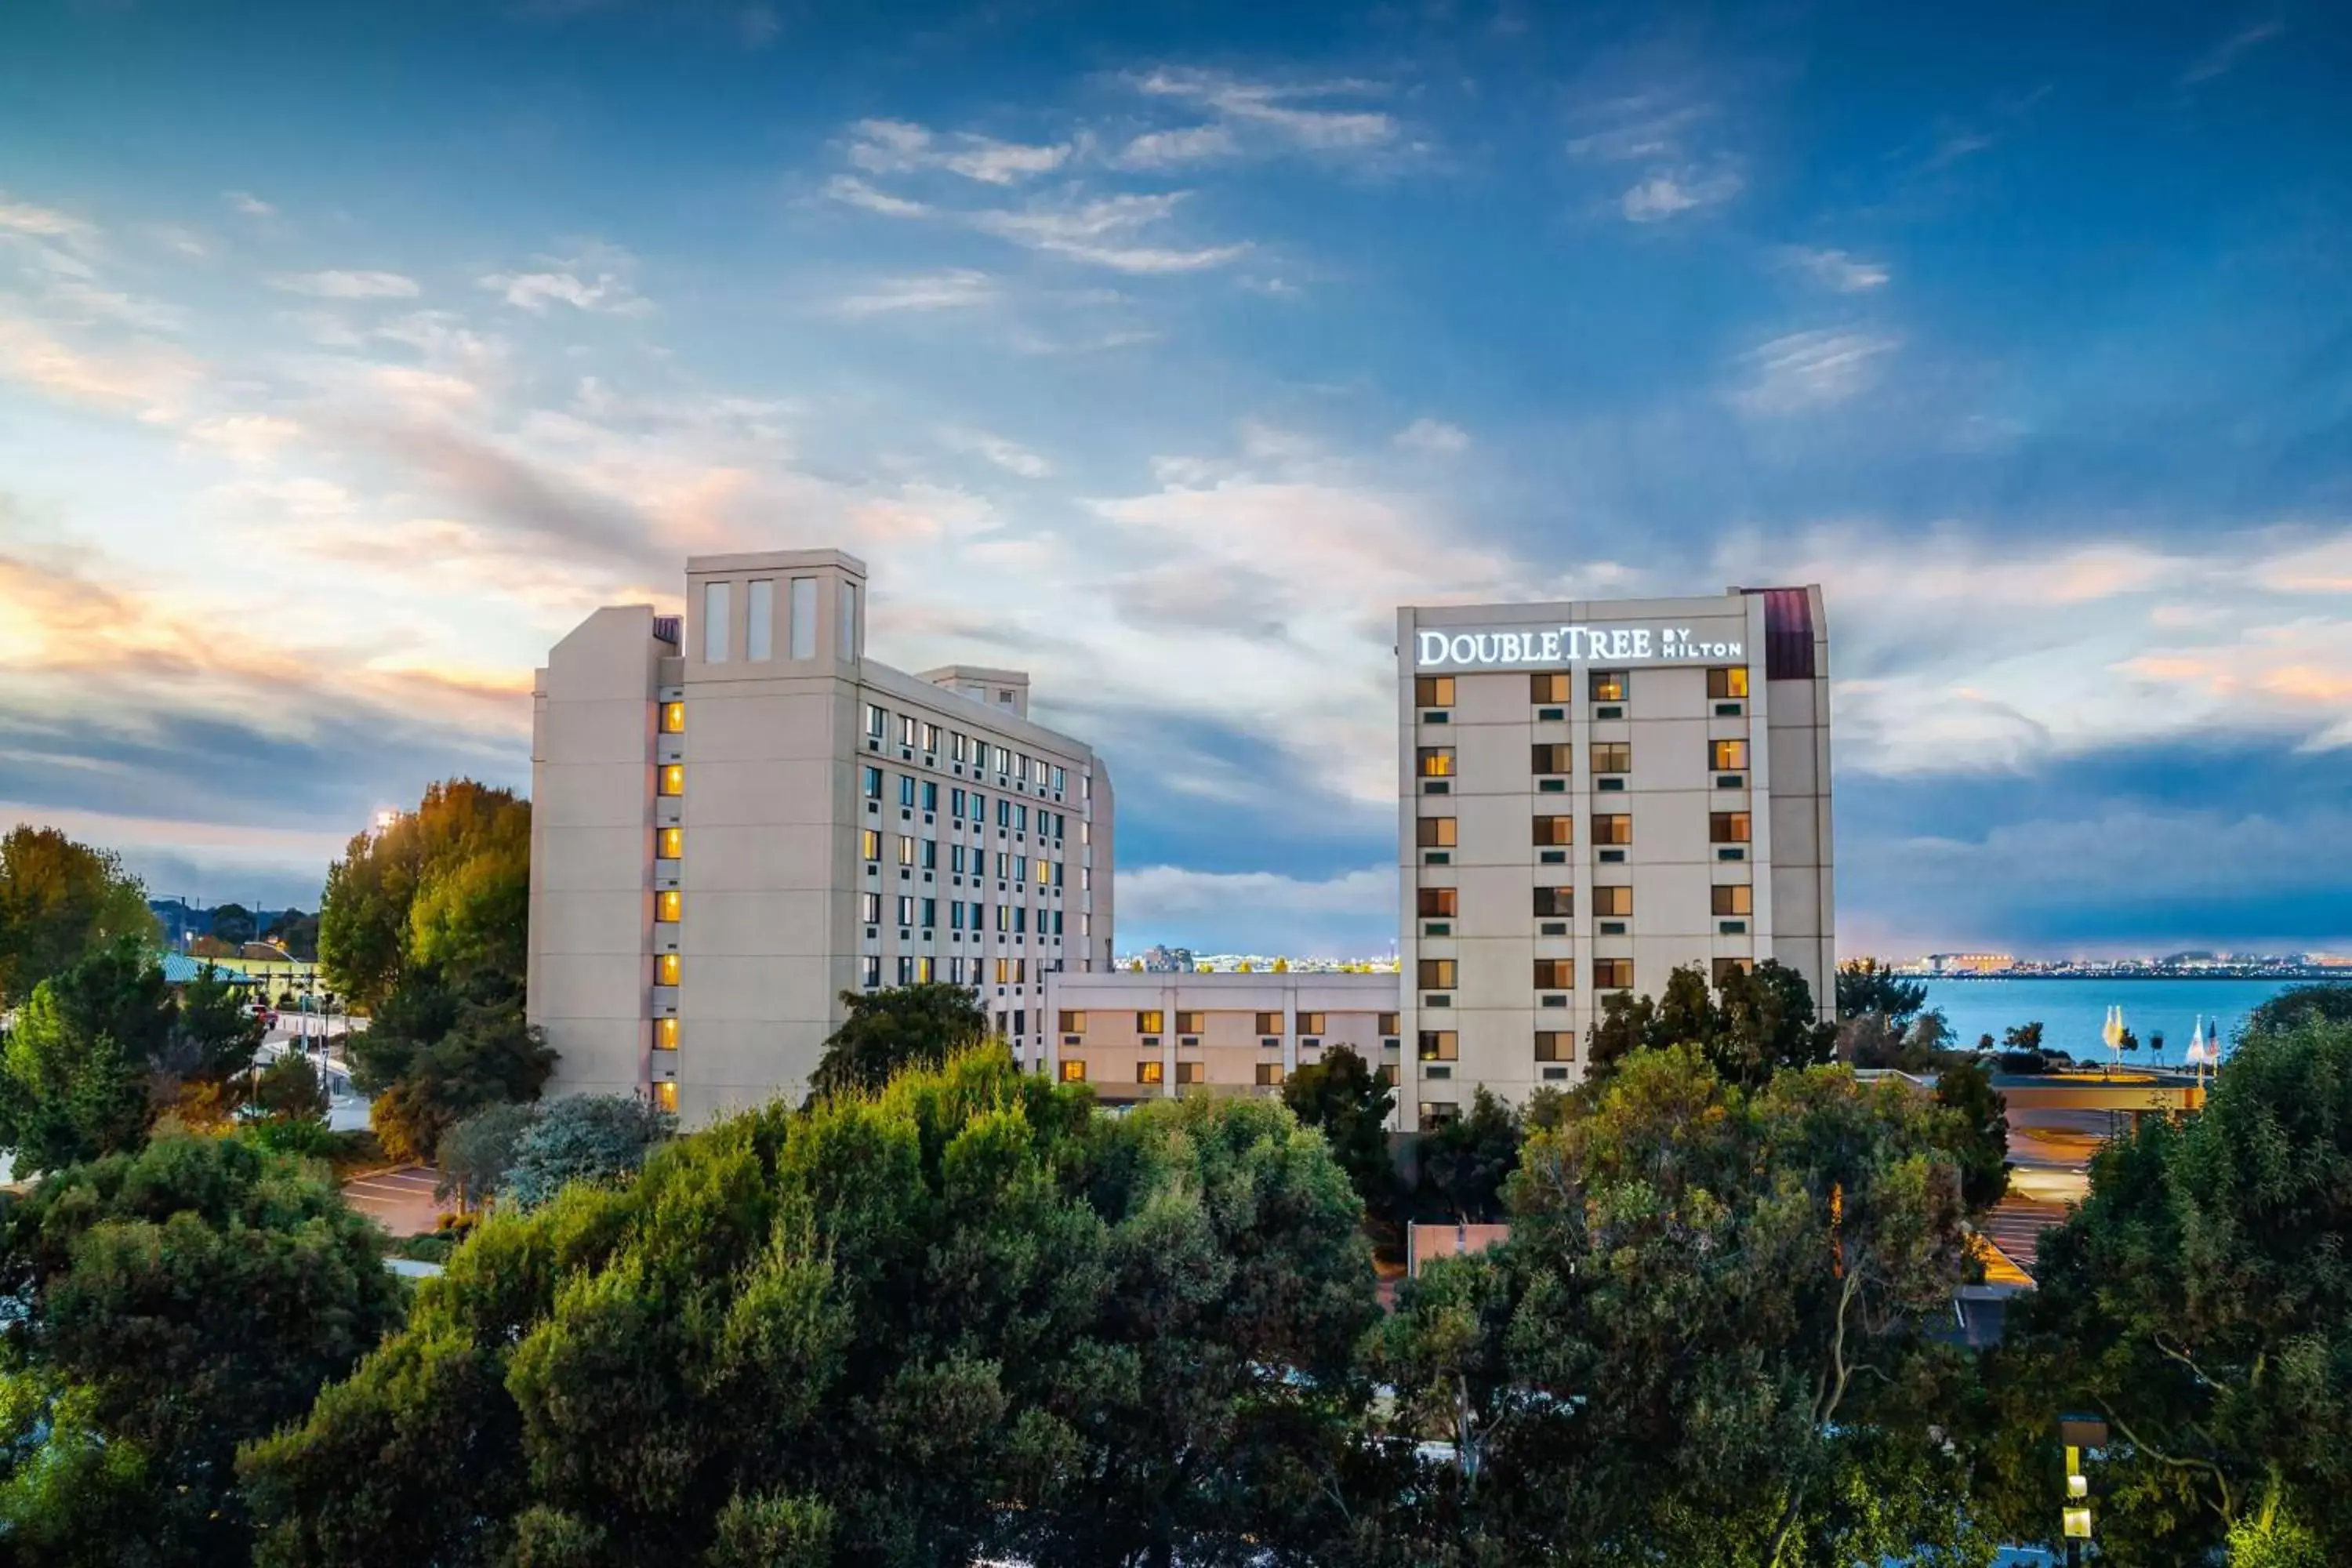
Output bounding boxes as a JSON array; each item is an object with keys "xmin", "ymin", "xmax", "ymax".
[
  {"xmin": 1531, "ymin": 742, "xmax": 1572, "ymax": 775},
  {"xmin": 1417, "ymin": 887, "xmax": 1457, "ymax": 917},
  {"xmin": 746, "ymin": 579, "xmax": 774, "ymax": 660},
  {"xmin": 1417, "ymin": 816, "xmax": 1457, "ymax": 848},
  {"xmin": 1530, "ymin": 671, "xmax": 1570, "ymax": 704},
  {"xmin": 900, "ymin": 714, "xmax": 917, "ymax": 748},
  {"xmin": 1712, "ymin": 884, "xmax": 1754, "ymax": 916},
  {"xmin": 916, "ymin": 956, "xmax": 935, "ymax": 982},
  {"xmin": 862, "ymin": 830, "xmax": 880, "ymax": 862},
  {"xmin": 702, "ymin": 580, "xmax": 730, "ymax": 662},
  {"xmin": 1060, "ymin": 1059, "xmax": 1087, "ymax": 1083},
  {"xmin": 1534, "ymin": 815, "xmax": 1574, "ymax": 846},
  {"xmin": 657, "ymin": 890, "xmax": 681, "ymax": 923},
  {"xmin": 1299, "ymin": 1012, "xmax": 1327, "ymax": 1036},
  {"xmin": 1708, "ymin": 666, "xmax": 1748, "ymax": 699},
  {"xmin": 1592, "ymin": 885, "xmax": 1632, "ymax": 917},
  {"xmin": 653, "ymin": 1080, "xmax": 679, "ymax": 1113},
  {"xmin": 1418, "ymin": 1030, "xmax": 1458, "ymax": 1062},
  {"xmin": 1533, "ymin": 959, "xmax": 1575, "ymax": 989},
  {"xmin": 1138, "ymin": 1061, "xmax": 1165, "ymax": 1084},
  {"xmin": 659, "ymin": 764, "xmax": 684, "ymax": 796},
  {"xmin": 1058, "ymin": 1010, "xmax": 1086, "ymax": 1033},
  {"xmin": 655, "ymin": 1017, "xmax": 680, "ymax": 1051},
  {"xmin": 659, "ymin": 826, "xmax": 683, "ymax": 859},
  {"xmin": 1533, "ymin": 886, "xmax": 1573, "ymax": 916},
  {"xmin": 897, "ymin": 895, "xmax": 915, "ymax": 926},
  {"xmin": 1254, "ymin": 1011, "xmax": 1283, "ymax": 1035},
  {"xmin": 921, "ymin": 722, "xmax": 939, "ymax": 752},
  {"xmin": 1417, "ymin": 746, "xmax": 1456, "ymax": 778},
  {"xmin": 1536, "ymin": 1031, "xmax": 1573, "ymax": 1062},
  {"xmin": 1592, "ymin": 742, "xmax": 1632, "ymax": 774},
  {"xmin": 1590, "ymin": 670, "xmax": 1625, "ymax": 702},
  {"xmin": 661, "ymin": 701, "xmax": 685, "ymax": 733},
  {"xmin": 657, "ymin": 953, "xmax": 680, "ymax": 985},
  {"xmin": 1711, "ymin": 739, "xmax": 1748, "ymax": 771},
  {"xmin": 1594, "ymin": 957, "xmax": 1634, "ymax": 989},
  {"xmin": 1136, "ymin": 1011, "xmax": 1164, "ymax": 1035},
  {"xmin": 1415, "ymin": 675, "xmax": 1455, "ymax": 707},
  {"xmin": 898, "ymin": 835, "xmax": 915, "ymax": 866},
  {"xmin": 861, "ymin": 891, "xmax": 880, "ymax": 924},
  {"xmin": 1256, "ymin": 1063, "xmax": 1284, "ymax": 1087},
  {"xmin": 1417, "ymin": 958, "xmax": 1457, "ymax": 989},
  {"xmin": 1593, "ymin": 814, "xmax": 1632, "ymax": 845},
  {"xmin": 1711, "ymin": 811, "xmax": 1752, "ymax": 844}
]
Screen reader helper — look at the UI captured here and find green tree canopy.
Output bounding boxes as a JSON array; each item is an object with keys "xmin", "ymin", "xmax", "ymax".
[
  {"xmin": 1416, "ymin": 1087, "xmax": 1519, "ymax": 1225},
  {"xmin": 804, "ymin": 981, "xmax": 989, "ymax": 1101},
  {"xmin": 501, "ymin": 1093, "xmax": 675, "ymax": 1210},
  {"xmin": 348, "ymin": 965, "xmax": 553, "ymax": 1163},
  {"xmin": 1282, "ymin": 1043, "xmax": 1397, "ymax": 1221},
  {"xmin": 1587, "ymin": 960, "xmax": 1836, "ymax": 1092},
  {"xmin": 1933, "ymin": 1056, "xmax": 2011, "ymax": 1212},
  {"xmin": 241, "ymin": 1047, "xmax": 1377, "ymax": 1568},
  {"xmin": 1836, "ymin": 957, "xmax": 1930, "ymax": 1028},
  {"xmin": 2245, "ymin": 982, "xmax": 2352, "ymax": 1040},
  {"xmin": 0, "ymin": 1136, "xmax": 404, "ymax": 1566},
  {"xmin": 317, "ymin": 780, "xmax": 528, "ymax": 1011},
  {"xmin": 0, "ymin": 826, "xmax": 157, "ymax": 1009}
]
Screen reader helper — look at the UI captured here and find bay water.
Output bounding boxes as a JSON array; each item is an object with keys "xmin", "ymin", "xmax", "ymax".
[{"xmin": 1917, "ymin": 977, "xmax": 2347, "ymax": 1067}]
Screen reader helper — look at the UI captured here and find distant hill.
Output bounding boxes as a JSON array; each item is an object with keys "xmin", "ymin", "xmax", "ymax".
[{"xmin": 150, "ymin": 899, "xmax": 319, "ymax": 961}]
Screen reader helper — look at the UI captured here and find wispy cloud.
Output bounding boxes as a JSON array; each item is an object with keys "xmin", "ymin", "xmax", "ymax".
[
  {"xmin": 1781, "ymin": 246, "xmax": 1889, "ymax": 292},
  {"xmin": 268, "ymin": 270, "xmax": 420, "ymax": 299},
  {"xmin": 946, "ymin": 427, "xmax": 1051, "ymax": 477},
  {"xmin": 1726, "ymin": 328, "xmax": 1899, "ymax": 414},
  {"xmin": 1113, "ymin": 124, "xmax": 1240, "ymax": 169},
  {"xmin": 2182, "ymin": 19, "xmax": 2284, "ymax": 85},
  {"xmin": 833, "ymin": 270, "xmax": 1000, "ymax": 318},
  {"xmin": 223, "ymin": 191, "xmax": 276, "ymax": 218},
  {"xmin": 1132, "ymin": 68, "xmax": 1399, "ymax": 154},
  {"xmin": 1393, "ymin": 417, "xmax": 1470, "ymax": 456},
  {"xmin": 477, "ymin": 244, "xmax": 650, "ymax": 314},
  {"xmin": 0, "ymin": 195, "xmax": 99, "ymax": 246},
  {"xmin": 831, "ymin": 172, "xmax": 1247, "ymax": 273},
  {"xmin": 846, "ymin": 118, "xmax": 1072, "ymax": 184},
  {"xmin": 826, "ymin": 176, "xmax": 931, "ymax": 217},
  {"xmin": 1621, "ymin": 166, "xmax": 1742, "ymax": 222}
]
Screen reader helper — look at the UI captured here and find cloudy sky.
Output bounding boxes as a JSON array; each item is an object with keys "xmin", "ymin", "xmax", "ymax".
[{"xmin": 4, "ymin": 0, "xmax": 2348, "ymax": 959}]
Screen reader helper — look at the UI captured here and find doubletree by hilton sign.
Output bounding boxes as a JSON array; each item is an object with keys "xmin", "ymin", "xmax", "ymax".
[{"xmin": 1414, "ymin": 625, "xmax": 1745, "ymax": 670}]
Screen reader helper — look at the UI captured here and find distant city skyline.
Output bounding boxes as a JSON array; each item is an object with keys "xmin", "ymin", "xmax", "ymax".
[{"xmin": 4, "ymin": 1, "xmax": 2349, "ymax": 957}]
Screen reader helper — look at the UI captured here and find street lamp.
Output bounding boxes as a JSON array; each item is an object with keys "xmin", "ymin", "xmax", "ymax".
[{"xmin": 2058, "ymin": 1414, "xmax": 2107, "ymax": 1563}]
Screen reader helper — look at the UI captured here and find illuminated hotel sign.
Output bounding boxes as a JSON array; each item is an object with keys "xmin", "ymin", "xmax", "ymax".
[{"xmin": 1414, "ymin": 626, "xmax": 1744, "ymax": 670}]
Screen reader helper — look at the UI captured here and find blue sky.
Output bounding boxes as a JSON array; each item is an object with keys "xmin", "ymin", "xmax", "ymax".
[{"xmin": 2, "ymin": 0, "xmax": 2347, "ymax": 958}]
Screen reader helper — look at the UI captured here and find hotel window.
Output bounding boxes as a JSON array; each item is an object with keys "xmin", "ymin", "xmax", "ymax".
[
  {"xmin": 1254, "ymin": 1011, "xmax": 1283, "ymax": 1036},
  {"xmin": 1417, "ymin": 958, "xmax": 1457, "ymax": 989},
  {"xmin": 661, "ymin": 701, "xmax": 685, "ymax": 734},
  {"xmin": 861, "ymin": 891, "xmax": 881, "ymax": 924},
  {"xmin": 1136, "ymin": 1011, "xmax": 1164, "ymax": 1035},
  {"xmin": 1058, "ymin": 1011, "xmax": 1086, "ymax": 1033},
  {"xmin": 916, "ymin": 956, "xmax": 935, "ymax": 983},
  {"xmin": 897, "ymin": 956, "xmax": 916, "ymax": 985},
  {"xmin": 1711, "ymin": 739, "xmax": 1749, "ymax": 771},
  {"xmin": 1533, "ymin": 959, "xmax": 1575, "ymax": 990},
  {"xmin": 1594, "ymin": 957, "xmax": 1634, "ymax": 990},
  {"xmin": 659, "ymin": 764, "xmax": 684, "ymax": 797},
  {"xmin": 1415, "ymin": 675, "xmax": 1456, "ymax": 708},
  {"xmin": 898, "ymin": 835, "xmax": 916, "ymax": 866},
  {"xmin": 1535, "ymin": 1031, "xmax": 1573, "ymax": 1062},
  {"xmin": 1175, "ymin": 1011, "xmax": 1205, "ymax": 1034},
  {"xmin": 862, "ymin": 830, "xmax": 881, "ymax": 862},
  {"xmin": 899, "ymin": 775, "xmax": 916, "ymax": 808},
  {"xmin": 702, "ymin": 580, "xmax": 730, "ymax": 662},
  {"xmin": 951, "ymin": 788, "xmax": 967, "ymax": 818},
  {"xmin": 657, "ymin": 953, "xmax": 680, "ymax": 986},
  {"xmin": 1533, "ymin": 886, "xmax": 1573, "ymax": 916},
  {"xmin": 1711, "ymin": 811, "xmax": 1751, "ymax": 843},
  {"xmin": 1299, "ymin": 1012, "xmax": 1327, "ymax": 1036},
  {"xmin": 920, "ymin": 722, "xmax": 939, "ymax": 753},
  {"xmin": 922, "ymin": 840, "xmax": 938, "ymax": 870},
  {"xmin": 896, "ymin": 895, "xmax": 916, "ymax": 927},
  {"xmin": 1379, "ymin": 1012, "xmax": 1399, "ymax": 1036},
  {"xmin": 789, "ymin": 577, "xmax": 818, "ymax": 659},
  {"xmin": 653, "ymin": 1080, "xmax": 680, "ymax": 1114},
  {"xmin": 1417, "ymin": 817, "xmax": 1458, "ymax": 848},
  {"xmin": 1593, "ymin": 813, "xmax": 1632, "ymax": 846},
  {"xmin": 657, "ymin": 890, "xmax": 681, "ymax": 923},
  {"xmin": 866, "ymin": 704, "xmax": 887, "ymax": 740},
  {"xmin": 1708, "ymin": 666, "xmax": 1749, "ymax": 699},
  {"xmin": 899, "ymin": 714, "xmax": 917, "ymax": 748},
  {"xmin": 746, "ymin": 579, "xmax": 775, "ymax": 660},
  {"xmin": 1418, "ymin": 1029, "xmax": 1459, "ymax": 1062},
  {"xmin": 1592, "ymin": 885, "xmax": 1632, "ymax": 917},
  {"xmin": 1713, "ymin": 957, "xmax": 1755, "ymax": 985},
  {"xmin": 1420, "ymin": 1104, "xmax": 1460, "ymax": 1132},
  {"xmin": 659, "ymin": 826, "xmax": 683, "ymax": 859},
  {"xmin": 655, "ymin": 1017, "xmax": 679, "ymax": 1051},
  {"xmin": 1590, "ymin": 670, "xmax": 1626, "ymax": 702},
  {"xmin": 1137, "ymin": 1061, "xmax": 1164, "ymax": 1085},
  {"xmin": 1417, "ymin": 746, "xmax": 1455, "ymax": 779},
  {"xmin": 1418, "ymin": 886, "xmax": 1458, "ymax": 917},
  {"xmin": 1534, "ymin": 815, "xmax": 1574, "ymax": 846},
  {"xmin": 1060, "ymin": 1059, "xmax": 1087, "ymax": 1083},
  {"xmin": 1053, "ymin": 765, "xmax": 1068, "ymax": 792},
  {"xmin": 862, "ymin": 955, "xmax": 881, "ymax": 988},
  {"xmin": 837, "ymin": 580, "xmax": 858, "ymax": 659},
  {"xmin": 1530, "ymin": 671, "xmax": 1570, "ymax": 704},
  {"xmin": 993, "ymin": 746, "xmax": 1011, "ymax": 775},
  {"xmin": 1592, "ymin": 742, "xmax": 1632, "ymax": 775},
  {"xmin": 863, "ymin": 767, "xmax": 883, "ymax": 800},
  {"xmin": 1176, "ymin": 1062, "xmax": 1204, "ymax": 1085},
  {"xmin": 1712, "ymin": 884, "xmax": 1754, "ymax": 916},
  {"xmin": 1256, "ymin": 1063, "xmax": 1284, "ymax": 1087},
  {"xmin": 1531, "ymin": 743, "xmax": 1572, "ymax": 776}
]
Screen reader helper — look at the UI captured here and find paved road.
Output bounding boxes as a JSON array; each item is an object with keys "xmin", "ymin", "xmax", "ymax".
[{"xmin": 339, "ymin": 1165, "xmax": 453, "ymax": 1236}]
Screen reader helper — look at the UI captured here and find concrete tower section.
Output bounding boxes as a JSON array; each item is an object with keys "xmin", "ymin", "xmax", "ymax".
[{"xmin": 529, "ymin": 547, "xmax": 1115, "ymax": 1123}]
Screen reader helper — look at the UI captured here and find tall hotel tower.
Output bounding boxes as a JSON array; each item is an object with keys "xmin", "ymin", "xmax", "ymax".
[{"xmin": 528, "ymin": 549, "xmax": 1115, "ymax": 1120}]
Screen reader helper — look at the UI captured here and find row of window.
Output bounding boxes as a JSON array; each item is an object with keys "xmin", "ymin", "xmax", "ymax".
[
  {"xmin": 701, "ymin": 575, "xmax": 846, "ymax": 664},
  {"xmin": 1414, "ymin": 1031, "xmax": 1575, "ymax": 1062},
  {"xmin": 1417, "ymin": 884, "xmax": 1751, "ymax": 919},
  {"xmin": 860, "ymin": 830, "xmax": 1074, "ymax": 887},
  {"xmin": 1416, "ymin": 739, "xmax": 1748, "ymax": 779},
  {"xmin": 863, "ymin": 705, "xmax": 1073, "ymax": 794},
  {"xmin": 1415, "ymin": 954, "xmax": 1754, "ymax": 994},
  {"xmin": 1415, "ymin": 667, "xmax": 1748, "ymax": 709},
  {"xmin": 1414, "ymin": 811, "xmax": 1751, "ymax": 848},
  {"xmin": 863, "ymin": 955, "xmax": 1053, "ymax": 987},
  {"xmin": 861, "ymin": 770, "xmax": 1077, "ymax": 839},
  {"xmin": 860, "ymin": 893, "xmax": 1074, "ymax": 934},
  {"xmin": 1058, "ymin": 1009, "xmax": 1403, "ymax": 1036}
]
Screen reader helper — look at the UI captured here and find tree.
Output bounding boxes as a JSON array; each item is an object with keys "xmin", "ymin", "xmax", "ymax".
[
  {"xmin": 1417, "ymin": 1087, "xmax": 1519, "ymax": 1224},
  {"xmin": 1373, "ymin": 1047, "xmax": 1984, "ymax": 1566},
  {"xmin": 1836, "ymin": 957, "xmax": 1929, "ymax": 1029},
  {"xmin": 1590, "ymin": 960, "xmax": 1835, "ymax": 1092},
  {"xmin": 1933, "ymin": 1055, "xmax": 2010, "ymax": 1211},
  {"xmin": 1283, "ymin": 1044, "xmax": 1397, "ymax": 1220},
  {"xmin": 350, "ymin": 967, "xmax": 553, "ymax": 1162},
  {"xmin": 0, "ymin": 826, "xmax": 157, "ymax": 1008},
  {"xmin": 2005, "ymin": 1014, "xmax": 2352, "ymax": 1560},
  {"xmin": 804, "ymin": 981, "xmax": 989, "ymax": 1101},
  {"xmin": 434, "ymin": 1098, "xmax": 539, "ymax": 1209},
  {"xmin": 242, "ymin": 1048, "xmax": 1377, "ymax": 1568},
  {"xmin": 318, "ymin": 780, "xmax": 528, "ymax": 1011},
  {"xmin": 2245, "ymin": 983, "xmax": 2352, "ymax": 1040},
  {"xmin": 502, "ymin": 1093, "xmax": 675, "ymax": 1209},
  {"xmin": 252, "ymin": 1051, "xmax": 328, "ymax": 1123},
  {"xmin": 0, "ymin": 1136, "xmax": 403, "ymax": 1566},
  {"xmin": 262, "ymin": 909, "xmax": 320, "ymax": 964},
  {"xmin": 208, "ymin": 903, "xmax": 256, "ymax": 947}
]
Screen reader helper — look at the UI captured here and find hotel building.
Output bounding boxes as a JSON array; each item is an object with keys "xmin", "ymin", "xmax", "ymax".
[
  {"xmin": 1048, "ymin": 586, "xmax": 1831, "ymax": 1130},
  {"xmin": 528, "ymin": 548, "xmax": 1115, "ymax": 1122}
]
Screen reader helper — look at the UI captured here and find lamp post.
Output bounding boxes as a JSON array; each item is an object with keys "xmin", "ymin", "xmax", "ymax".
[{"xmin": 2058, "ymin": 1414, "xmax": 2107, "ymax": 1563}]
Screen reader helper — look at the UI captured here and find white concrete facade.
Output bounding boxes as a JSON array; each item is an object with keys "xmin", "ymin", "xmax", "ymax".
[
  {"xmin": 1043, "ymin": 971, "xmax": 1400, "ymax": 1103},
  {"xmin": 530, "ymin": 548, "xmax": 1114, "ymax": 1123}
]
